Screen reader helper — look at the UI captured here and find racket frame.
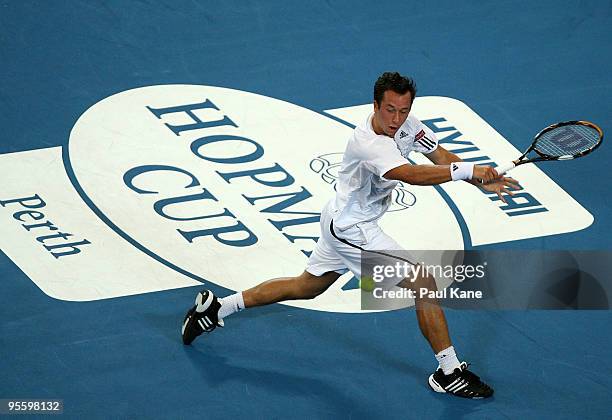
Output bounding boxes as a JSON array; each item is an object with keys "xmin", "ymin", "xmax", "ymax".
[{"xmin": 510, "ymin": 120, "xmax": 603, "ymax": 168}]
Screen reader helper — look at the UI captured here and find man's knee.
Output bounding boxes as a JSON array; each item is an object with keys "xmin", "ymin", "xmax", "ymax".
[
  {"xmin": 398, "ymin": 273, "xmax": 437, "ymax": 292},
  {"xmin": 293, "ymin": 271, "xmax": 339, "ymax": 300}
]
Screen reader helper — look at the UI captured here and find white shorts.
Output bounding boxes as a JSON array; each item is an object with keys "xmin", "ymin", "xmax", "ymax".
[{"xmin": 306, "ymin": 201, "xmax": 410, "ymax": 284}]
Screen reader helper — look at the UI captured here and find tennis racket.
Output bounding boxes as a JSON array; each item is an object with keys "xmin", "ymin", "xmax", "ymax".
[{"xmin": 496, "ymin": 120, "xmax": 603, "ymax": 175}]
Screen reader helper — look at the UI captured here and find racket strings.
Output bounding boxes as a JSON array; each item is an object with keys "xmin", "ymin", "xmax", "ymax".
[{"xmin": 535, "ymin": 124, "xmax": 600, "ymax": 157}]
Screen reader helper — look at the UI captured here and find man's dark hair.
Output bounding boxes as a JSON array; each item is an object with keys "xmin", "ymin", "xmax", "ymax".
[{"xmin": 373, "ymin": 72, "xmax": 417, "ymax": 106}]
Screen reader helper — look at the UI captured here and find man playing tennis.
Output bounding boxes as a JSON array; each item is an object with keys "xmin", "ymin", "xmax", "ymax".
[{"xmin": 181, "ymin": 72, "xmax": 518, "ymax": 399}]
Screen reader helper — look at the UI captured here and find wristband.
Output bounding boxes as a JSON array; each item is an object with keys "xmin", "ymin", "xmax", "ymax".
[{"xmin": 450, "ymin": 162, "xmax": 474, "ymax": 181}]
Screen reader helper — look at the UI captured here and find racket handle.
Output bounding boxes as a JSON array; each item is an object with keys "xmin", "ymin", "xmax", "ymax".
[{"xmin": 496, "ymin": 162, "xmax": 515, "ymax": 175}]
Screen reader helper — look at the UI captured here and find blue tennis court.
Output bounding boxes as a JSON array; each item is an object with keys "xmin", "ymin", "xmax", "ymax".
[{"xmin": 1, "ymin": 1, "xmax": 611, "ymax": 418}]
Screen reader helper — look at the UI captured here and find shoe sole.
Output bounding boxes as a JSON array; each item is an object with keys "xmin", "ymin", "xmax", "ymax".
[{"xmin": 195, "ymin": 290, "xmax": 213, "ymax": 312}]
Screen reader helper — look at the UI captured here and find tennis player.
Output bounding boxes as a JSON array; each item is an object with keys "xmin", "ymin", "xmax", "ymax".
[{"xmin": 182, "ymin": 72, "xmax": 518, "ymax": 399}]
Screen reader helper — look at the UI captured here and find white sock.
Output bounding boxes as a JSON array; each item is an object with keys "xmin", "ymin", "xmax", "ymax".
[
  {"xmin": 435, "ymin": 346, "xmax": 461, "ymax": 375},
  {"xmin": 218, "ymin": 292, "xmax": 245, "ymax": 319}
]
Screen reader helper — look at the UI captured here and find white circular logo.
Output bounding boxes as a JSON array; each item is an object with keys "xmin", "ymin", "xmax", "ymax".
[{"xmin": 68, "ymin": 85, "xmax": 463, "ymax": 312}]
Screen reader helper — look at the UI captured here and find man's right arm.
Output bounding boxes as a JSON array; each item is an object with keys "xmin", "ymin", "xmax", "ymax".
[{"xmin": 383, "ymin": 163, "xmax": 498, "ymax": 185}]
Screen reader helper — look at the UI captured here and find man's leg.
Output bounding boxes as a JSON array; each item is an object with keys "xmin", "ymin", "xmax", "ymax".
[
  {"xmin": 398, "ymin": 274, "xmax": 457, "ymax": 367},
  {"xmin": 416, "ymin": 297, "xmax": 452, "ymax": 353},
  {"xmin": 399, "ymin": 274, "xmax": 452, "ymax": 353},
  {"xmin": 181, "ymin": 270, "xmax": 341, "ymax": 345},
  {"xmin": 242, "ymin": 270, "xmax": 342, "ymax": 307},
  {"xmin": 398, "ymin": 274, "xmax": 493, "ymax": 398}
]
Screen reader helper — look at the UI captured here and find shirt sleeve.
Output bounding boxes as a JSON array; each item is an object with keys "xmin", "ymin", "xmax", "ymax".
[
  {"xmin": 411, "ymin": 119, "xmax": 439, "ymax": 154},
  {"xmin": 362, "ymin": 136, "xmax": 410, "ymax": 180}
]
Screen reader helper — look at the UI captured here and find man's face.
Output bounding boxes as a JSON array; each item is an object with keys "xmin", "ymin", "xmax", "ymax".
[{"xmin": 372, "ymin": 90, "xmax": 413, "ymax": 137}]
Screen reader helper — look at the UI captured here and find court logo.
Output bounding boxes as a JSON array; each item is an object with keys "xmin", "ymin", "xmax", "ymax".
[{"xmin": 0, "ymin": 85, "xmax": 594, "ymax": 313}]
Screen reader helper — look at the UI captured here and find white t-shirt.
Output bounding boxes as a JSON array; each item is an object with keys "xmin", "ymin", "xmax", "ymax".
[{"xmin": 332, "ymin": 113, "xmax": 438, "ymax": 230}]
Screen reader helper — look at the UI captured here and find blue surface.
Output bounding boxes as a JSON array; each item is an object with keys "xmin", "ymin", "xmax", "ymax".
[{"xmin": 1, "ymin": 1, "xmax": 611, "ymax": 418}]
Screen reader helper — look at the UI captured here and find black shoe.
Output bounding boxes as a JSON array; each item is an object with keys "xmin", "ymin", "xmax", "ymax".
[
  {"xmin": 428, "ymin": 362, "xmax": 494, "ymax": 399},
  {"xmin": 181, "ymin": 290, "xmax": 224, "ymax": 345}
]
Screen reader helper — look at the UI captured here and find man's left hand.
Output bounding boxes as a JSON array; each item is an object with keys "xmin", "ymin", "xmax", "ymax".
[{"xmin": 479, "ymin": 177, "xmax": 521, "ymax": 203}]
